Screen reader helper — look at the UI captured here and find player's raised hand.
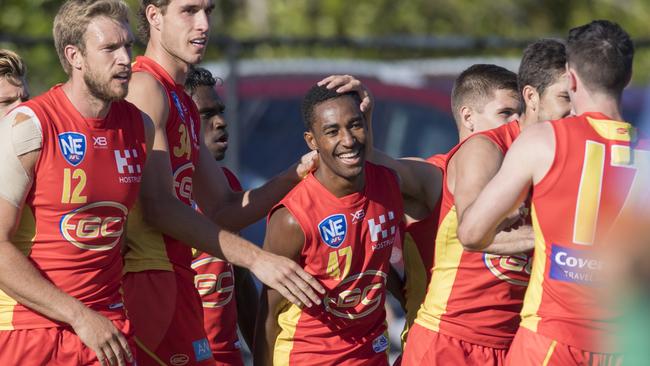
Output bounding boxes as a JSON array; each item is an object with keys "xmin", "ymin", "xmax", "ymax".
[
  {"xmin": 317, "ymin": 74, "xmax": 373, "ymax": 114},
  {"xmin": 70, "ymin": 308, "xmax": 133, "ymax": 366},
  {"xmin": 296, "ymin": 150, "xmax": 319, "ymax": 179},
  {"xmin": 251, "ymin": 250, "xmax": 325, "ymax": 308}
]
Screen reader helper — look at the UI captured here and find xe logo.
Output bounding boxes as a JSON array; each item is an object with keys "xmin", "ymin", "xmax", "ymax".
[
  {"xmin": 368, "ymin": 211, "xmax": 396, "ymax": 243},
  {"xmin": 93, "ymin": 136, "xmax": 108, "ymax": 148},
  {"xmin": 350, "ymin": 209, "xmax": 365, "ymax": 224},
  {"xmin": 58, "ymin": 132, "xmax": 86, "ymax": 166},
  {"xmin": 318, "ymin": 214, "xmax": 347, "ymax": 248}
]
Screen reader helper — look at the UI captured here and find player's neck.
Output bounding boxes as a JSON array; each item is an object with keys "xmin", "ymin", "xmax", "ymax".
[
  {"xmin": 573, "ymin": 91, "xmax": 623, "ymax": 121},
  {"xmin": 144, "ymin": 41, "xmax": 190, "ymax": 86},
  {"xmin": 314, "ymin": 166, "xmax": 365, "ymax": 198},
  {"xmin": 61, "ymin": 79, "xmax": 111, "ymax": 120},
  {"xmin": 519, "ymin": 112, "xmax": 535, "ymax": 130}
]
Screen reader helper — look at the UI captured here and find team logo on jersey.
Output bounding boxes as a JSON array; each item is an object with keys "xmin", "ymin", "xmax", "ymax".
[
  {"xmin": 171, "ymin": 91, "xmax": 187, "ymax": 123},
  {"xmin": 169, "ymin": 354, "xmax": 189, "ymax": 366},
  {"xmin": 483, "ymin": 253, "xmax": 531, "ymax": 286},
  {"xmin": 58, "ymin": 132, "xmax": 87, "ymax": 166},
  {"xmin": 173, "ymin": 162, "xmax": 195, "ymax": 203},
  {"xmin": 59, "ymin": 201, "xmax": 128, "ymax": 251},
  {"xmin": 372, "ymin": 334, "xmax": 389, "ymax": 353},
  {"xmin": 192, "ymin": 338, "xmax": 212, "ymax": 362},
  {"xmin": 550, "ymin": 244, "xmax": 604, "ymax": 285},
  {"xmin": 192, "ymin": 257, "xmax": 235, "ymax": 308},
  {"xmin": 324, "ymin": 270, "xmax": 387, "ymax": 319},
  {"xmin": 318, "ymin": 214, "xmax": 347, "ymax": 248}
]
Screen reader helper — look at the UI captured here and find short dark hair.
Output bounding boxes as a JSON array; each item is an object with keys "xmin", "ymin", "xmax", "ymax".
[
  {"xmin": 451, "ymin": 64, "xmax": 518, "ymax": 124},
  {"xmin": 138, "ymin": 0, "xmax": 171, "ymax": 43},
  {"xmin": 518, "ymin": 39, "xmax": 567, "ymax": 112},
  {"xmin": 185, "ymin": 66, "xmax": 222, "ymax": 95},
  {"xmin": 302, "ymin": 85, "xmax": 361, "ymax": 130},
  {"xmin": 567, "ymin": 20, "xmax": 634, "ymax": 97}
]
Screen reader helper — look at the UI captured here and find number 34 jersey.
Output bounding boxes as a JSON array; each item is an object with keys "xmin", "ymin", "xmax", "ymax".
[
  {"xmin": 3, "ymin": 85, "xmax": 146, "ymax": 329},
  {"xmin": 270, "ymin": 162, "xmax": 404, "ymax": 366}
]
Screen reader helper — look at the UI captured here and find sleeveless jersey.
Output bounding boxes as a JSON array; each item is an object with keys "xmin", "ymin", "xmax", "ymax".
[
  {"xmin": 523, "ymin": 112, "xmax": 650, "ymax": 352},
  {"xmin": 3, "ymin": 85, "xmax": 146, "ymax": 329},
  {"xmin": 400, "ymin": 153, "xmax": 445, "ymax": 344},
  {"xmin": 125, "ymin": 56, "xmax": 201, "ymax": 274},
  {"xmin": 415, "ymin": 120, "xmax": 532, "ymax": 348},
  {"xmin": 272, "ymin": 162, "xmax": 403, "ymax": 365},
  {"xmin": 192, "ymin": 167, "xmax": 243, "ymax": 363}
]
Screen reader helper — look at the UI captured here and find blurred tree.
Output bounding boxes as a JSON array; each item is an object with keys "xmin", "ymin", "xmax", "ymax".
[{"xmin": 1, "ymin": 0, "xmax": 649, "ymax": 94}]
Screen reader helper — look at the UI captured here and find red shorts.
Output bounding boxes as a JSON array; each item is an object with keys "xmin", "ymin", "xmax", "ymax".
[
  {"xmin": 123, "ymin": 269, "xmax": 215, "ymax": 366},
  {"xmin": 402, "ymin": 323, "xmax": 507, "ymax": 366},
  {"xmin": 506, "ymin": 327, "xmax": 623, "ymax": 366},
  {"xmin": 0, "ymin": 319, "xmax": 135, "ymax": 365},
  {"xmin": 214, "ymin": 350, "xmax": 244, "ymax": 366}
]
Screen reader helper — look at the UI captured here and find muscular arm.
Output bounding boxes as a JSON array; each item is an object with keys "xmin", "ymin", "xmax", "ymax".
[
  {"xmin": 128, "ymin": 73, "xmax": 324, "ymax": 307},
  {"xmin": 193, "ymin": 145, "xmax": 315, "ymax": 232},
  {"xmin": 458, "ymin": 122, "xmax": 556, "ymax": 250},
  {"xmin": 234, "ymin": 265, "xmax": 258, "ymax": 350},
  {"xmin": 254, "ymin": 207, "xmax": 305, "ymax": 366}
]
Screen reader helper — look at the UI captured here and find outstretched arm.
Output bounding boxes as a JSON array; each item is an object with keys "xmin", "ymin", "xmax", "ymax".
[
  {"xmin": 254, "ymin": 207, "xmax": 306, "ymax": 366},
  {"xmin": 458, "ymin": 122, "xmax": 555, "ymax": 250},
  {"xmin": 128, "ymin": 73, "xmax": 324, "ymax": 308}
]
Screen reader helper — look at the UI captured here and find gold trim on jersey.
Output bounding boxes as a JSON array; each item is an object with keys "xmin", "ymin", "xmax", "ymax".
[
  {"xmin": 401, "ymin": 233, "xmax": 428, "ymax": 345},
  {"xmin": 124, "ymin": 203, "xmax": 173, "ymax": 273},
  {"xmin": 586, "ymin": 117, "xmax": 634, "ymax": 142},
  {"xmin": 274, "ymin": 300, "xmax": 302, "ymax": 366},
  {"xmin": 520, "ymin": 205, "xmax": 546, "ymax": 332},
  {"xmin": 414, "ymin": 206, "xmax": 464, "ymax": 332},
  {"xmin": 0, "ymin": 206, "xmax": 37, "ymax": 329}
]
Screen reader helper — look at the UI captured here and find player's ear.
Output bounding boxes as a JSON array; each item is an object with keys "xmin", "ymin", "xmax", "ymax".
[
  {"xmin": 64, "ymin": 45, "xmax": 83, "ymax": 72},
  {"xmin": 304, "ymin": 131, "xmax": 318, "ymax": 151},
  {"xmin": 460, "ymin": 105, "xmax": 474, "ymax": 132},
  {"xmin": 566, "ymin": 63, "xmax": 578, "ymax": 93},
  {"xmin": 146, "ymin": 4, "xmax": 162, "ymax": 32},
  {"xmin": 522, "ymin": 85, "xmax": 538, "ymax": 113}
]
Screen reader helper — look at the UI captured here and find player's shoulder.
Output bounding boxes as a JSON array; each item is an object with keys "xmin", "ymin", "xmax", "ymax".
[{"xmin": 128, "ymin": 72, "xmax": 170, "ymax": 127}]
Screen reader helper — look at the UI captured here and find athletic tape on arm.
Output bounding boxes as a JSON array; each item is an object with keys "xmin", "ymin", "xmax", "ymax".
[{"xmin": 0, "ymin": 107, "xmax": 42, "ymax": 207}]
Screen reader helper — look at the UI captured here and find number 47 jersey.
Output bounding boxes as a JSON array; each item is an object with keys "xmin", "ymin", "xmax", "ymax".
[
  {"xmin": 2, "ymin": 85, "xmax": 146, "ymax": 329},
  {"xmin": 270, "ymin": 162, "xmax": 404, "ymax": 366}
]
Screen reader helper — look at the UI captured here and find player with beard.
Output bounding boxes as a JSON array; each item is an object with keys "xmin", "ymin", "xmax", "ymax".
[
  {"xmin": 255, "ymin": 85, "xmax": 405, "ymax": 366},
  {"xmin": 0, "ymin": 1, "xmax": 145, "ymax": 365},
  {"xmin": 123, "ymin": 1, "xmax": 324, "ymax": 365},
  {"xmin": 184, "ymin": 66, "xmax": 258, "ymax": 365},
  {"xmin": 0, "ymin": 49, "xmax": 29, "ymax": 116},
  {"xmin": 459, "ymin": 20, "xmax": 647, "ymax": 365}
]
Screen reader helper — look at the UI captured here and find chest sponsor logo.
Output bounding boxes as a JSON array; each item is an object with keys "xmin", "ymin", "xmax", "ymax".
[
  {"xmin": 114, "ymin": 149, "xmax": 142, "ymax": 184},
  {"xmin": 368, "ymin": 211, "xmax": 397, "ymax": 250},
  {"xmin": 192, "ymin": 338, "xmax": 212, "ymax": 362},
  {"xmin": 59, "ymin": 201, "xmax": 128, "ymax": 251},
  {"xmin": 92, "ymin": 136, "xmax": 108, "ymax": 148},
  {"xmin": 372, "ymin": 334, "xmax": 389, "ymax": 353},
  {"xmin": 58, "ymin": 132, "xmax": 87, "ymax": 167},
  {"xmin": 550, "ymin": 244, "xmax": 604, "ymax": 285},
  {"xmin": 483, "ymin": 253, "xmax": 532, "ymax": 286},
  {"xmin": 324, "ymin": 270, "xmax": 387, "ymax": 319},
  {"xmin": 192, "ymin": 257, "xmax": 235, "ymax": 308},
  {"xmin": 173, "ymin": 162, "xmax": 195, "ymax": 202},
  {"xmin": 318, "ymin": 214, "xmax": 347, "ymax": 248}
]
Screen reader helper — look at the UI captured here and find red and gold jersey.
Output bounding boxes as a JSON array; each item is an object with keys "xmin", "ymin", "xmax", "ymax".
[
  {"xmin": 415, "ymin": 120, "xmax": 533, "ymax": 348},
  {"xmin": 272, "ymin": 162, "xmax": 403, "ymax": 365},
  {"xmin": 523, "ymin": 112, "xmax": 650, "ymax": 351},
  {"xmin": 192, "ymin": 167, "xmax": 243, "ymax": 363},
  {"xmin": 3, "ymin": 85, "xmax": 146, "ymax": 329},
  {"xmin": 401, "ymin": 153, "xmax": 445, "ymax": 343},
  {"xmin": 125, "ymin": 56, "xmax": 201, "ymax": 275}
]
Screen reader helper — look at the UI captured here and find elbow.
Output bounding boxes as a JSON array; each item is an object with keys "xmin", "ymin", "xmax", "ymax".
[{"xmin": 457, "ymin": 223, "xmax": 487, "ymax": 252}]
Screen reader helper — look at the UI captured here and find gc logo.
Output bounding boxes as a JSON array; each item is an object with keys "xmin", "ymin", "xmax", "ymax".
[
  {"xmin": 324, "ymin": 270, "xmax": 387, "ymax": 319},
  {"xmin": 59, "ymin": 201, "xmax": 127, "ymax": 251},
  {"xmin": 483, "ymin": 253, "xmax": 532, "ymax": 286},
  {"xmin": 192, "ymin": 257, "xmax": 235, "ymax": 308},
  {"xmin": 173, "ymin": 162, "xmax": 195, "ymax": 203}
]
